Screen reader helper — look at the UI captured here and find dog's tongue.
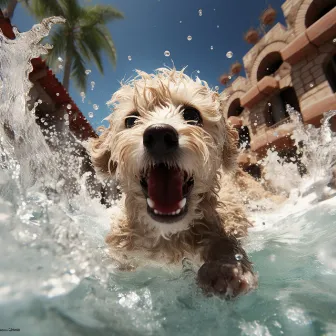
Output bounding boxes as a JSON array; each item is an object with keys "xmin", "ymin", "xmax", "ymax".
[{"xmin": 148, "ymin": 165, "xmax": 183, "ymax": 213}]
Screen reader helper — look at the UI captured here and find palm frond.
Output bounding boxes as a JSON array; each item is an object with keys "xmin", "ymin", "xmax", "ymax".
[
  {"xmin": 77, "ymin": 37, "xmax": 104, "ymax": 74},
  {"xmin": 45, "ymin": 25, "xmax": 67, "ymax": 68},
  {"xmin": 59, "ymin": 0, "xmax": 81, "ymax": 25},
  {"xmin": 71, "ymin": 48, "xmax": 87, "ymax": 92},
  {"xmin": 80, "ymin": 4, "xmax": 124, "ymax": 27},
  {"xmin": 95, "ymin": 25, "xmax": 117, "ymax": 68},
  {"xmin": 28, "ymin": 0, "xmax": 64, "ymax": 20}
]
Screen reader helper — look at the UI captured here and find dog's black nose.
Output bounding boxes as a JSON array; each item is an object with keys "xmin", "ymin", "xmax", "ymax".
[{"xmin": 143, "ymin": 124, "xmax": 179, "ymax": 155}]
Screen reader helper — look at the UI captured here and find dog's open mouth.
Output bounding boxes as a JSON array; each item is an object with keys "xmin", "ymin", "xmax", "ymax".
[{"xmin": 140, "ymin": 163, "xmax": 194, "ymax": 223}]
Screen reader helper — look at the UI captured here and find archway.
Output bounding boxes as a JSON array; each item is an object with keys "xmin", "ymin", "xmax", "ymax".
[
  {"xmin": 227, "ymin": 98, "xmax": 244, "ymax": 117},
  {"xmin": 257, "ymin": 52, "xmax": 283, "ymax": 82},
  {"xmin": 305, "ymin": 0, "xmax": 336, "ymax": 28},
  {"xmin": 324, "ymin": 54, "xmax": 336, "ymax": 93},
  {"xmin": 264, "ymin": 87, "xmax": 301, "ymax": 126}
]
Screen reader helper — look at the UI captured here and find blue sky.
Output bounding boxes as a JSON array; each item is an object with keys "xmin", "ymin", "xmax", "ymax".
[{"xmin": 11, "ymin": 0, "xmax": 286, "ymax": 130}]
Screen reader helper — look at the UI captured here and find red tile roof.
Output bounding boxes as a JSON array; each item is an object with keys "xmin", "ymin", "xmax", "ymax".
[{"xmin": 0, "ymin": 10, "xmax": 97, "ymax": 140}]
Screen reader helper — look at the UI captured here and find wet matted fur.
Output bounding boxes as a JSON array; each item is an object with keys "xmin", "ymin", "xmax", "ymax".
[{"xmin": 89, "ymin": 68, "xmax": 257, "ymax": 297}]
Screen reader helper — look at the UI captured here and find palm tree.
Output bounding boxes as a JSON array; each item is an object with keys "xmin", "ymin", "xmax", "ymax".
[{"xmin": 0, "ymin": 0, "xmax": 124, "ymax": 93}]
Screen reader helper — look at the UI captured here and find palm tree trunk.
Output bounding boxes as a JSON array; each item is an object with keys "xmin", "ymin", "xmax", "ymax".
[
  {"xmin": 62, "ymin": 45, "xmax": 72, "ymax": 91},
  {"xmin": 4, "ymin": 0, "xmax": 18, "ymax": 18}
]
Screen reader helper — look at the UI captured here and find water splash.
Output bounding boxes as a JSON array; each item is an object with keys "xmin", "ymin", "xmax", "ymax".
[
  {"xmin": 0, "ymin": 17, "xmax": 114, "ymax": 302},
  {"xmin": 259, "ymin": 106, "xmax": 336, "ymax": 199}
]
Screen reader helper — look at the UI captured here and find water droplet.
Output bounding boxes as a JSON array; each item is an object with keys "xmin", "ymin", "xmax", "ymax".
[
  {"xmin": 93, "ymin": 104, "xmax": 99, "ymax": 110},
  {"xmin": 187, "ymin": 35, "xmax": 192, "ymax": 41},
  {"xmin": 67, "ymin": 104, "xmax": 72, "ymax": 109},
  {"xmin": 309, "ymin": 83, "xmax": 314, "ymax": 88},
  {"xmin": 58, "ymin": 57, "xmax": 63, "ymax": 62},
  {"xmin": 268, "ymin": 102, "xmax": 272, "ymax": 106},
  {"xmin": 56, "ymin": 93, "xmax": 60, "ymax": 96},
  {"xmin": 333, "ymin": 38, "xmax": 336, "ymax": 43},
  {"xmin": 214, "ymin": 86, "xmax": 219, "ymax": 91},
  {"xmin": 91, "ymin": 81, "xmax": 95, "ymax": 90},
  {"xmin": 226, "ymin": 51, "xmax": 233, "ymax": 58},
  {"xmin": 80, "ymin": 92, "xmax": 86, "ymax": 103},
  {"xmin": 85, "ymin": 69, "xmax": 91, "ymax": 75},
  {"xmin": 128, "ymin": 55, "xmax": 132, "ymax": 61},
  {"xmin": 228, "ymin": 75, "xmax": 232, "ymax": 79},
  {"xmin": 217, "ymin": 25, "xmax": 219, "ymax": 28},
  {"xmin": 88, "ymin": 112, "xmax": 94, "ymax": 118},
  {"xmin": 63, "ymin": 114, "xmax": 69, "ymax": 120},
  {"xmin": 37, "ymin": 99, "xmax": 42, "ymax": 104},
  {"xmin": 214, "ymin": 8, "xmax": 216, "ymax": 11},
  {"xmin": 198, "ymin": 9, "xmax": 202, "ymax": 16},
  {"xmin": 179, "ymin": 20, "xmax": 182, "ymax": 24},
  {"xmin": 196, "ymin": 70, "xmax": 200, "ymax": 74},
  {"xmin": 164, "ymin": 50, "xmax": 170, "ymax": 57},
  {"xmin": 210, "ymin": 46, "xmax": 214, "ymax": 50},
  {"xmin": 58, "ymin": 64, "xmax": 63, "ymax": 69},
  {"xmin": 235, "ymin": 253, "xmax": 243, "ymax": 261}
]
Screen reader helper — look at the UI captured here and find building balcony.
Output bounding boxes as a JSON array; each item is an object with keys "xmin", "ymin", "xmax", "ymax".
[
  {"xmin": 281, "ymin": 6, "xmax": 336, "ymax": 65},
  {"xmin": 301, "ymin": 94, "xmax": 336, "ymax": 127},
  {"xmin": 227, "ymin": 116, "xmax": 243, "ymax": 128},
  {"xmin": 250, "ymin": 119, "xmax": 295, "ymax": 155},
  {"xmin": 241, "ymin": 76, "xmax": 279, "ymax": 109}
]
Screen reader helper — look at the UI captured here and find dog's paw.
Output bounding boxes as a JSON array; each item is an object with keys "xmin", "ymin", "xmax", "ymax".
[{"xmin": 197, "ymin": 261, "xmax": 257, "ymax": 298}]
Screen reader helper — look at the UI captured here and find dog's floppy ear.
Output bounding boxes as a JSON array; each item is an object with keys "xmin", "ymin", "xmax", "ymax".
[
  {"xmin": 221, "ymin": 121, "xmax": 239, "ymax": 172},
  {"xmin": 89, "ymin": 127, "xmax": 117, "ymax": 177}
]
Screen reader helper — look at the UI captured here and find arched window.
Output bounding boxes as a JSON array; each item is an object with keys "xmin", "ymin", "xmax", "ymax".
[
  {"xmin": 227, "ymin": 98, "xmax": 244, "ymax": 117},
  {"xmin": 324, "ymin": 54, "xmax": 336, "ymax": 93},
  {"xmin": 305, "ymin": 0, "xmax": 336, "ymax": 28},
  {"xmin": 257, "ymin": 52, "xmax": 283, "ymax": 81},
  {"xmin": 264, "ymin": 87, "xmax": 301, "ymax": 126}
]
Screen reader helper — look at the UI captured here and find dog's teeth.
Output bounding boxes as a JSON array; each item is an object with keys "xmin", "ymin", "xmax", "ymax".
[
  {"xmin": 178, "ymin": 198, "xmax": 186, "ymax": 209},
  {"xmin": 154, "ymin": 209, "xmax": 159, "ymax": 214},
  {"xmin": 147, "ymin": 198, "xmax": 155, "ymax": 208},
  {"xmin": 175, "ymin": 209, "xmax": 181, "ymax": 215}
]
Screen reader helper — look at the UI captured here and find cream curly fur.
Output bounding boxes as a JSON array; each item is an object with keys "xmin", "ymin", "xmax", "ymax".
[{"xmin": 89, "ymin": 68, "xmax": 253, "ymax": 267}]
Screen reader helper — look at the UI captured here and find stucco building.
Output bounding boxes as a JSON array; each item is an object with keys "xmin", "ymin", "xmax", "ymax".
[{"xmin": 220, "ymin": 0, "xmax": 336, "ymax": 178}]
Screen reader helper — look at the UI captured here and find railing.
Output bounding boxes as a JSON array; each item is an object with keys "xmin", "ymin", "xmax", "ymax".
[{"xmin": 268, "ymin": 116, "xmax": 291, "ymax": 129}]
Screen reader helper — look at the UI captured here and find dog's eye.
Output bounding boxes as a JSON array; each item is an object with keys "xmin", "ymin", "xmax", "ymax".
[
  {"xmin": 182, "ymin": 107, "xmax": 202, "ymax": 126},
  {"xmin": 125, "ymin": 112, "xmax": 140, "ymax": 128}
]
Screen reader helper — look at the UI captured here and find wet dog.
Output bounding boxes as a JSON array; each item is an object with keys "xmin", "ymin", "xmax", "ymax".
[{"xmin": 89, "ymin": 68, "xmax": 258, "ymax": 298}]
